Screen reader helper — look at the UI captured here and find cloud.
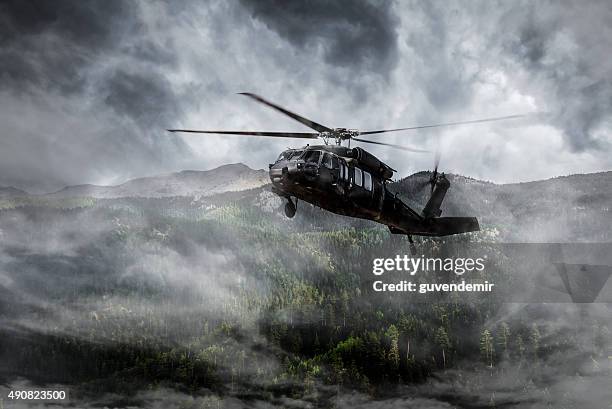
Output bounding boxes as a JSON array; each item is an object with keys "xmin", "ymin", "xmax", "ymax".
[
  {"xmin": 0, "ymin": 0, "xmax": 194, "ymax": 192},
  {"xmin": 0, "ymin": 0, "xmax": 137, "ymax": 94},
  {"xmin": 496, "ymin": 1, "xmax": 612, "ymax": 151},
  {"xmin": 103, "ymin": 69, "xmax": 180, "ymax": 128},
  {"xmin": 0, "ymin": 0, "xmax": 611, "ymax": 191},
  {"xmin": 239, "ymin": 0, "xmax": 400, "ymax": 77}
]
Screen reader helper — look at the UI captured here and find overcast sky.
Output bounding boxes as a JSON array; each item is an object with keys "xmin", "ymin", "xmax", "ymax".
[{"xmin": 1, "ymin": 0, "xmax": 611, "ymax": 192}]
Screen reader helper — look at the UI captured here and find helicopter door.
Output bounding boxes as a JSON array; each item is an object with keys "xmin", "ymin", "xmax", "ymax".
[
  {"xmin": 302, "ymin": 150, "xmax": 321, "ymax": 178},
  {"xmin": 320, "ymin": 153, "xmax": 340, "ymax": 187},
  {"xmin": 362, "ymin": 170, "xmax": 380, "ymax": 213},
  {"xmin": 349, "ymin": 167, "xmax": 374, "ymax": 209},
  {"xmin": 372, "ymin": 176, "xmax": 384, "ymax": 214},
  {"xmin": 337, "ymin": 159, "xmax": 349, "ymax": 196}
]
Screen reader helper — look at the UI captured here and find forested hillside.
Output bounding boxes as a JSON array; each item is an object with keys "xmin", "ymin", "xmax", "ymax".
[{"xmin": 0, "ymin": 167, "xmax": 610, "ymax": 408}]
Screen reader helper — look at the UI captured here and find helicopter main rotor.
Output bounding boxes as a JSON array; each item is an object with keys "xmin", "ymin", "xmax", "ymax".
[{"xmin": 168, "ymin": 92, "xmax": 533, "ymax": 153}]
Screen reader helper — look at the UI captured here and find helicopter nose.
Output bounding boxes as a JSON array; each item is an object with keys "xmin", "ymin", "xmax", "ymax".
[{"xmin": 269, "ymin": 167, "xmax": 284, "ymax": 183}]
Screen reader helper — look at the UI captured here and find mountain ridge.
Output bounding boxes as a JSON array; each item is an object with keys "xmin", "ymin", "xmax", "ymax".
[
  {"xmin": 46, "ymin": 163, "xmax": 269, "ymax": 199},
  {"xmin": 2, "ymin": 164, "xmax": 611, "ymax": 202}
]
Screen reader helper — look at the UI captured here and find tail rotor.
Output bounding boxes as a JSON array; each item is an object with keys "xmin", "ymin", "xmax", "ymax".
[{"xmin": 422, "ymin": 149, "xmax": 449, "ymax": 219}]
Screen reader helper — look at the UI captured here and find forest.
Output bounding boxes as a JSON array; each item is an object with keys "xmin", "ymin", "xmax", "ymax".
[{"xmin": 0, "ymin": 186, "xmax": 610, "ymax": 408}]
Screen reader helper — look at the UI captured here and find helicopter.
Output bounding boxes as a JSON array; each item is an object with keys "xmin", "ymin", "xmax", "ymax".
[{"xmin": 169, "ymin": 93, "xmax": 527, "ymax": 243}]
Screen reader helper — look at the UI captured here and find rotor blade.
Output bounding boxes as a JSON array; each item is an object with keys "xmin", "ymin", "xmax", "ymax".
[
  {"xmin": 431, "ymin": 150, "xmax": 441, "ymax": 194},
  {"xmin": 239, "ymin": 93, "xmax": 332, "ymax": 133},
  {"xmin": 351, "ymin": 137, "xmax": 429, "ymax": 153},
  {"xmin": 167, "ymin": 129, "xmax": 319, "ymax": 139},
  {"xmin": 359, "ymin": 114, "xmax": 529, "ymax": 135},
  {"xmin": 433, "ymin": 150, "xmax": 441, "ymax": 174}
]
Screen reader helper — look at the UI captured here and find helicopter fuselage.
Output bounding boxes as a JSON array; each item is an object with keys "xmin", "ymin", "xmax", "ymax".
[{"xmin": 268, "ymin": 145, "xmax": 479, "ymax": 236}]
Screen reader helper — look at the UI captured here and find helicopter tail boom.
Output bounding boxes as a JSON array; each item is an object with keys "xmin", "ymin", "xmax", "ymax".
[
  {"xmin": 389, "ymin": 217, "xmax": 480, "ymax": 237},
  {"xmin": 420, "ymin": 217, "xmax": 480, "ymax": 236}
]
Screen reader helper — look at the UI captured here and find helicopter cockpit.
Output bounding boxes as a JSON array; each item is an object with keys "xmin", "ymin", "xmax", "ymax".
[
  {"xmin": 269, "ymin": 148, "xmax": 334, "ymax": 183},
  {"xmin": 274, "ymin": 148, "xmax": 325, "ymax": 167}
]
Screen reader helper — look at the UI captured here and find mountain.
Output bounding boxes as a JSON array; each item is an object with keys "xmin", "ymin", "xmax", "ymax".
[
  {"xmin": 48, "ymin": 163, "xmax": 269, "ymax": 199},
  {"xmin": 389, "ymin": 171, "xmax": 612, "ymax": 241},
  {"xmin": 0, "ymin": 186, "xmax": 28, "ymax": 199},
  {"xmin": 6, "ymin": 162, "xmax": 612, "ymax": 241}
]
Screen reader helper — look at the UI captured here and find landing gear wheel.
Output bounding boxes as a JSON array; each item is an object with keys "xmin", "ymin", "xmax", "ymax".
[{"xmin": 284, "ymin": 200, "xmax": 296, "ymax": 218}]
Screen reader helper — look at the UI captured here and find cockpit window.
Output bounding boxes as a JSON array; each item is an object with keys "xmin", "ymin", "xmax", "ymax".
[
  {"xmin": 363, "ymin": 171, "xmax": 372, "ymax": 191},
  {"xmin": 290, "ymin": 150, "xmax": 303, "ymax": 159},
  {"xmin": 303, "ymin": 150, "xmax": 320, "ymax": 164},
  {"xmin": 276, "ymin": 150, "xmax": 303, "ymax": 162},
  {"xmin": 354, "ymin": 167, "xmax": 363, "ymax": 186}
]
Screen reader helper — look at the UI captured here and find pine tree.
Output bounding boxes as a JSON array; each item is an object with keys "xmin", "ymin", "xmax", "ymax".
[
  {"xmin": 434, "ymin": 326, "xmax": 451, "ymax": 368},
  {"xmin": 530, "ymin": 324, "xmax": 541, "ymax": 359},
  {"xmin": 496, "ymin": 322, "xmax": 510, "ymax": 354},
  {"xmin": 480, "ymin": 329, "xmax": 494, "ymax": 367},
  {"xmin": 516, "ymin": 334, "xmax": 525, "ymax": 360},
  {"xmin": 386, "ymin": 324, "xmax": 400, "ymax": 371},
  {"xmin": 340, "ymin": 290, "xmax": 349, "ymax": 327}
]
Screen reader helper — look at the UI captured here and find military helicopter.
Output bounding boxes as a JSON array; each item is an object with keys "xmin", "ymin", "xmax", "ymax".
[{"xmin": 169, "ymin": 93, "xmax": 526, "ymax": 242}]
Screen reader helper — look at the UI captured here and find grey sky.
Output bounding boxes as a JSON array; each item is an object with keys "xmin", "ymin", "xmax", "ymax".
[{"xmin": 1, "ymin": 0, "xmax": 611, "ymax": 192}]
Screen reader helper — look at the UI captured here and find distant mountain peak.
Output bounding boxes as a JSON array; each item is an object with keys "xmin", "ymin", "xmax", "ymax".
[
  {"xmin": 47, "ymin": 163, "xmax": 269, "ymax": 199},
  {"xmin": 178, "ymin": 163, "xmax": 254, "ymax": 175},
  {"xmin": 215, "ymin": 162, "xmax": 253, "ymax": 171}
]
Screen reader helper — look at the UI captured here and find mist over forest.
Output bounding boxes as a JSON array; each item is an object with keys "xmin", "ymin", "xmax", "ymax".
[{"xmin": 0, "ymin": 165, "xmax": 610, "ymax": 408}]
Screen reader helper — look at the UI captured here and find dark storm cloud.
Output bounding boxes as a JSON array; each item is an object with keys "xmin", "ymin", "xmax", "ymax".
[
  {"xmin": 0, "ymin": 0, "xmax": 194, "ymax": 192},
  {"xmin": 0, "ymin": 0, "xmax": 136, "ymax": 93},
  {"xmin": 239, "ymin": 0, "xmax": 400, "ymax": 76},
  {"xmin": 0, "ymin": 0, "xmax": 183, "ymax": 128},
  {"xmin": 104, "ymin": 69, "xmax": 180, "ymax": 128},
  {"xmin": 500, "ymin": 1, "xmax": 612, "ymax": 151},
  {"xmin": 404, "ymin": 3, "xmax": 477, "ymax": 113}
]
